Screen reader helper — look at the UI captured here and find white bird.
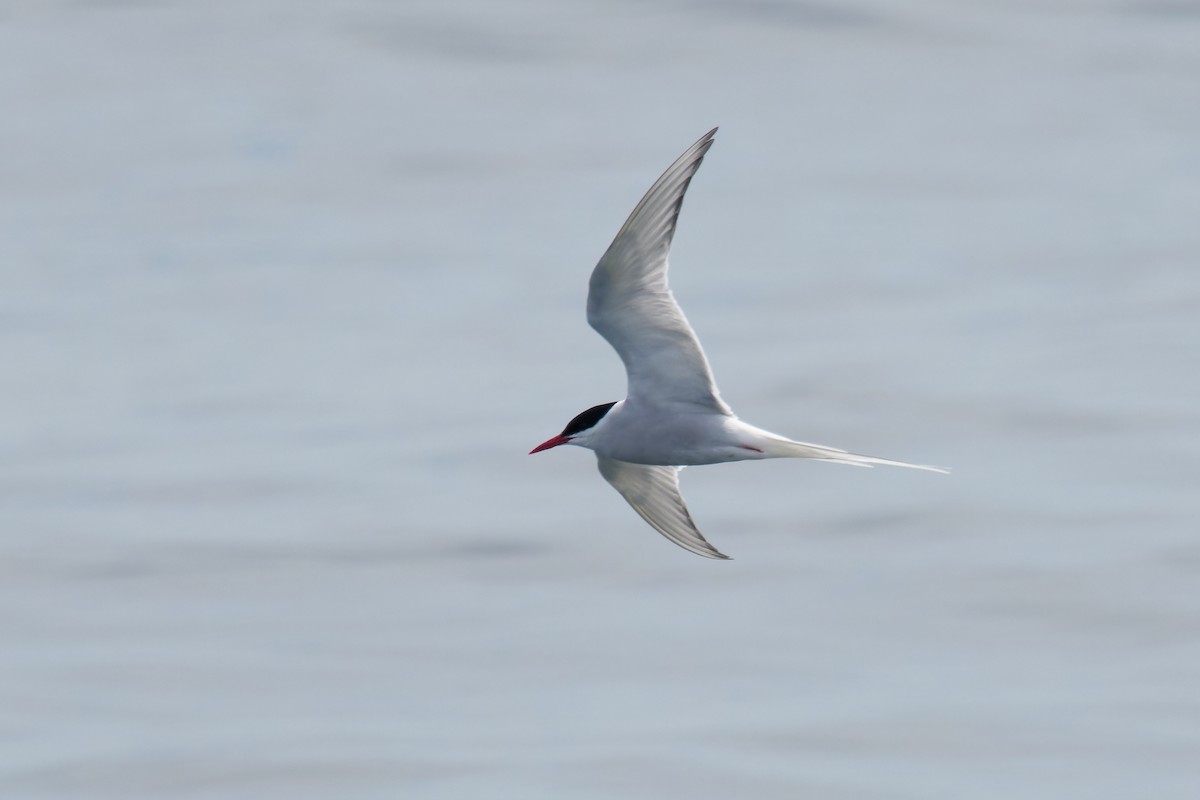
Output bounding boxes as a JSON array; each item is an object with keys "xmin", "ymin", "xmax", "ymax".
[{"xmin": 530, "ymin": 128, "xmax": 946, "ymax": 559}]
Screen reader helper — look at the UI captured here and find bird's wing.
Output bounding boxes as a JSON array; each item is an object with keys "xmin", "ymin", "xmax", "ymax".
[
  {"xmin": 597, "ymin": 456, "xmax": 730, "ymax": 560},
  {"xmin": 587, "ymin": 128, "xmax": 731, "ymax": 414}
]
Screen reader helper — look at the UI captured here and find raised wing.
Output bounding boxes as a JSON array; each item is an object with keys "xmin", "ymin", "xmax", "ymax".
[
  {"xmin": 597, "ymin": 456, "xmax": 730, "ymax": 560},
  {"xmin": 587, "ymin": 128, "xmax": 731, "ymax": 414}
]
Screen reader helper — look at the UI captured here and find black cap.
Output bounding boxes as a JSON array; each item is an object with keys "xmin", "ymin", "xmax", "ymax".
[{"xmin": 561, "ymin": 402, "xmax": 617, "ymax": 437}]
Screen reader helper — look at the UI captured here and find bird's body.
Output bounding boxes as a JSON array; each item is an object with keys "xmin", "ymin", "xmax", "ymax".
[
  {"xmin": 579, "ymin": 400, "xmax": 751, "ymax": 466},
  {"xmin": 531, "ymin": 128, "xmax": 945, "ymax": 559},
  {"xmin": 572, "ymin": 399, "xmax": 871, "ymax": 467}
]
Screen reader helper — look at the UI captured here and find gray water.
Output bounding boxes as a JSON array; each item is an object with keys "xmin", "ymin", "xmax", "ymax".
[{"xmin": 3, "ymin": 1, "xmax": 1199, "ymax": 797}]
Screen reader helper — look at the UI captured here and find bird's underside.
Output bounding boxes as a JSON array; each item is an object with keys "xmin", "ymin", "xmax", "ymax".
[{"xmin": 592, "ymin": 408, "xmax": 945, "ymax": 559}]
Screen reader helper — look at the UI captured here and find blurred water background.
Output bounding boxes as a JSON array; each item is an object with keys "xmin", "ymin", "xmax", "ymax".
[{"xmin": 2, "ymin": 1, "xmax": 1199, "ymax": 797}]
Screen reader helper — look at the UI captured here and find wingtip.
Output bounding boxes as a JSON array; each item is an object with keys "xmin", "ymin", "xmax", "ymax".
[
  {"xmin": 690, "ymin": 540, "xmax": 733, "ymax": 560},
  {"xmin": 688, "ymin": 127, "xmax": 718, "ymax": 156},
  {"xmin": 673, "ymin": 537, "xmax": 733, "ymax": 561}
]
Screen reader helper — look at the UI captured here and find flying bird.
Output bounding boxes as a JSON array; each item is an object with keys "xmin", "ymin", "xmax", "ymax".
[{"xmin": 530, "ymin": 128, "xmax": 945, "ymax": 559}]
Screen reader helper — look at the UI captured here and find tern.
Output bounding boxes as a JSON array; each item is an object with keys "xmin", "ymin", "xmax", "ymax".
[{"xmin": 530, "ymin": 128, "xmax": 945, "ymax": 559}]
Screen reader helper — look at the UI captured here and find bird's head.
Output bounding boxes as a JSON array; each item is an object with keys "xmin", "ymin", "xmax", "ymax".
[{"xmin": 529, "ymin": 401, "xmax": 617, "ymax": 454}]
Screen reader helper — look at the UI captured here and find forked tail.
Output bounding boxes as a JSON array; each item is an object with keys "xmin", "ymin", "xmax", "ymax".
[{"xmin": 759, "ymin": 435, "xmax": 949, "ymax": 474}]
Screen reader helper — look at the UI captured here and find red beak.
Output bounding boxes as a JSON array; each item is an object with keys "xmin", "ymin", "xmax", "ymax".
[{"xmin": 529, "ymin": 434, "xmax": 569, "ymax": 454}]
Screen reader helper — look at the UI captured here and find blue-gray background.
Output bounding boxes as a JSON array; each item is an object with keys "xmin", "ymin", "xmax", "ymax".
[{"xmin": 3, "ymin": 1, "xmax": 1198, "ymax": 797}]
